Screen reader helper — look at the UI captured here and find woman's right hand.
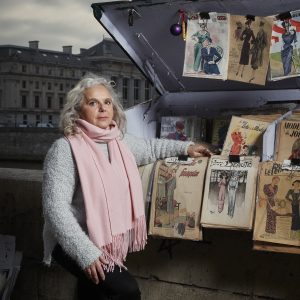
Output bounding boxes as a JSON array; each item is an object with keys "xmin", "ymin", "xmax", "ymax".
[{"xmin": 84, "ymin": 255, "xmax": 109, "ymax": 284}]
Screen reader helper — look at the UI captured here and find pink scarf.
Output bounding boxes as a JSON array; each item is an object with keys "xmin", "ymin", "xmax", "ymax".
[{"xmin": 67, "ymin": 119, "xmax": 147, "ymax": 271}]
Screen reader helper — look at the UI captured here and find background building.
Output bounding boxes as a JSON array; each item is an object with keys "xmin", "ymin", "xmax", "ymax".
[{"xmin": 0, "ymin": 38, "xmax": 156, "ymax": 127}]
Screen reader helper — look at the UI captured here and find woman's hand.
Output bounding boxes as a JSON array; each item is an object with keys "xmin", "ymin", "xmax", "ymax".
[
  {"xmin": 187, "ymin": 143, "xmax": 214, "ymax": 158},
  {"xmin": 84, "ymin": 255, "xmax": 109, "ymax": 284}
]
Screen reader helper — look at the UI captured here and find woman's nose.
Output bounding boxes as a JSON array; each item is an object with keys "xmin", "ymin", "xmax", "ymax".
[{"xmin": 98, "ymin": 103, "xmax": 105, "ymax": 111}]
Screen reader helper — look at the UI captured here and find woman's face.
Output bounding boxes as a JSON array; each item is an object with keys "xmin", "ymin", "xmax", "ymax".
[
  {"xmin": 199, "ymin": 23, "xmax": 206, "ymax": 30},
  {"xmin": 80, "ymin": 84, "xmax": 114, "ymax": 129},
  {"xmin": 284, "ymin": 22, "xmax": 290, "ymax": 30},
  {"xmin": 293, "ymin": 181, "xmax": 300, "ymax": 189}
]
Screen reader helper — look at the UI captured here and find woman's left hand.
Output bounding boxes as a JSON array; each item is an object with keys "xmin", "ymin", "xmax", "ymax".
[{"xmin": 187, "ymin": 144, "xmax": 214, "ymax": 158}]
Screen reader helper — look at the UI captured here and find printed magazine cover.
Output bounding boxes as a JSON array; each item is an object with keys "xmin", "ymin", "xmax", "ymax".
[
  {"xmin": 148, "ymin": 157, "xmax": 208, "ymax": 240},
  {"xmin": 227, "ymin": 15, "xmax": 273, "ymax": 85},
  {"xmin": 253, "ymin": 161, "xmax": 300, "ymax": 247},
  {"xmin": 221, "ymin": 116, "xmax": 270, "ymax": 157},
  {"xmin": 201, "ymin": 155, "xmax": 259, "ymax": 230},
  {"xmin": 275, "ymin": 120, "xmax": 300, "ymax": 161},
  {"xmin": 138, "ymin": 162, "xmax": 156, "ymax": 220},
  {"xmin": 160, "ymin": 116, "xmax": 203, "ymax": 141},
  {"xmin": 183, "ymin": 12, "xmax": 229, "ymax": 80},
  {"xmin": 269, "ymin": 9, "xmax": 300, "ymax": 81},
  {"xmin": 211, "ymin": 117, "xmax": 231, "ymax": 149}
]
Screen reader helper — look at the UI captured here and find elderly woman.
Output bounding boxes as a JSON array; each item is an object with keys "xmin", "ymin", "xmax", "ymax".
[{"xmin": 42, "ymin": 73, "xmax": 212, "ymax": 300}]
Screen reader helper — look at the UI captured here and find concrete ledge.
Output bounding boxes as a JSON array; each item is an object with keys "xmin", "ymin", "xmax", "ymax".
[
  {"xmin": 0, "ymin": 168, "xmax": 76, "ymax": 300},
  {"xmin": 0, "ymin": 130, "xmax": 60, "ymax": 160},
  {"xmin": 12, "ymin": 262, "xmax": 77, "ymax": 300},
  {"xmin": 136, "ymin": 278, "xmax": 258, "ymax": 300},
  {"xmin": 126, "ymin": 234, "xmax": 300, "ymax": 299},
  {"xmin": 1, "ymin": 168, "xmax": 300, "ymax": 299},
  {"xmin": 0, "ymin": 168, "xmax": 42, "ymax": 181}
]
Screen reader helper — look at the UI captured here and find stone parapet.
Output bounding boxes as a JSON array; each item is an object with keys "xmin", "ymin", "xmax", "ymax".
[
  {"xmin": 0, "ymin": 129, "xmax": 61, "ymax": 161},
  {"xmin": 1, "ymin": 168, "xmax": 300, "ymax": 299}
]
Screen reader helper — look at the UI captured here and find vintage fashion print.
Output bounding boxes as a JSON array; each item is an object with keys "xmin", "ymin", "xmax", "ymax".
[
  {"xmin": 269, "ymin": 10, "xmax": 300, "ymax": 81},
  {"xmin": 201, "ymin": 155, "xmax": 259, "ymax": 230},
  {"xmin": 183, "ymin": 12, "xmax": 229, "ymax": 80},
  {"xmin": 149, "ymin": 158, "xmax": 208, "ymax": 240},
  {"xmin": 227, "ymin": 15, "xmax": 273, "ymax": 85},
  {"xmin": 221, "ymin": 116, "xmax": 270, "ymax": 157},
  {"xmin": 254, "ymin": 161, "xmax": 300, "ymax": 247}
]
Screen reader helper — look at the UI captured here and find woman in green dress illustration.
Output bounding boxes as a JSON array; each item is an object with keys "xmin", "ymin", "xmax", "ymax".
[{"xmin": 192, "ymin": 22, "xmax": 211, "ymax": 72}]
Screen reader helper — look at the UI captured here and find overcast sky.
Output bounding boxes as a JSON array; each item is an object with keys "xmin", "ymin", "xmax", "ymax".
[{"xmin": 0, "ymin": 0, "xmax": 108, "ymax": 54}]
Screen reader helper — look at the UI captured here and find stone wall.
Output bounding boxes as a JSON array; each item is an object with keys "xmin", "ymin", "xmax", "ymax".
[
  {"xmin": 0, "ymin": 128, "xmax": 60, "ymax": 161},
  {"xmin": 1, "ymin": 168, "xmax": 300, "ymax": 300},
  {"xmin": 0, "ymin": 168, "xmax": 76, "ymax": 300}
]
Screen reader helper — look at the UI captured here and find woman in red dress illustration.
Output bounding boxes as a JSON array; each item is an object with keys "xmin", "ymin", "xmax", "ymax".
[
  {"xmin": 263, "ymin": 176, "xmax": 280, "ymax": 234},
  {"xmin": 230, "ymin": 130, "xmax": 244, "ymax": 155}
]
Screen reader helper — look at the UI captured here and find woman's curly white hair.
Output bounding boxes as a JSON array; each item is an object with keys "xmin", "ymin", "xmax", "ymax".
[{"xmin": 59, "ymin": 73, "xmax": 126, "ymax": 135}]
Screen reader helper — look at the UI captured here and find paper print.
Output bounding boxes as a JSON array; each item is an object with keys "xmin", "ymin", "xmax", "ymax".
[
  {"xmin": 221, "ymin": 116, "xmax": 270, "ymax": 157},
  {"xmin": 253, "ymin": 161, "xmax": 300, "ymax": 247},
  {"xmin": 227, "ymin": 15, "xmax": 273, "ymax": 85},
  {"xmin": 269, "ymin": 9, "xmax": 300, "ymax": 81},
  {"xmin": 183, "ymin": 12, "xmax": 229, "ymax": 80},
  {"xmin": 160, "ymin": 116, "xmax": 203, "ymax": 141},
  {"xmin": 148, "ymin": 158, "xmax": 208, "ymax": 240},
  {"xmin": 275, "ymin": 120, "xmax": 300, "ymax": 161},
  {"xmin": 201, "ymin": 156, "xmax": 259, "ymax": 229}
]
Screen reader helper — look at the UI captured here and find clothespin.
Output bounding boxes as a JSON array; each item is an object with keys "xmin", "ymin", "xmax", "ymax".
[
  {"xmin": 178, "ymin": 154, "xmax": 188, "ymax": 161},
  {"xmin": 276, "ymin": 11, "xmax": 292, "ymax": 21},
  {"xmin": 199, "ymin": 12, "xmax": 210, "ymax": 20},
  {"xmin": 245, "ymin": 15, "xmax": 255, "ymax": 24},
  {"xmin": 291, "ymin": 158, "xmax": 300, "ymax": 166},
  {"xmin": 229, "ymin": 155, "xmax": 240, "ymax": 163},
  {"xmin": 128, "ymin": 8, "xmax": 141, "ymax": 26},
  {"xmin": 178, "ymin": 9, "xmax": 186, "ymax": 41}
]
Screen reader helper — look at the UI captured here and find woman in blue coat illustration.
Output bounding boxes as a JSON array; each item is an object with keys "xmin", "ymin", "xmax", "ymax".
[
  {"xmin": 281, "ymin": 20, "xmax": 297, "ymax": 76},
  {"xmin": 201, "ymin": 37, "xmax": 222, "ymax": 75}
]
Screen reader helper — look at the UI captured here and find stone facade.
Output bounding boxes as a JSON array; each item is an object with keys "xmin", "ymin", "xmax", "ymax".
[{"xmin": 0, "ymin": 39, "xmax": 156, "ymax": 127}]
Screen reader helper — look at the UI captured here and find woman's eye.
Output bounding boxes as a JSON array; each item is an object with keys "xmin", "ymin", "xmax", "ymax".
[
  {"xmin": 105, "ymin": 99, "xmax": 112, "ymax": 105},
  {"xmin": 88, "ymin": 101, "xmax": 97, "ymax": 107}
]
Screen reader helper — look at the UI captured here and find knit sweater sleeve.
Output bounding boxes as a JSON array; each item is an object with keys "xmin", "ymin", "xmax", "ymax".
[
  {"xmin": 123, "ymin": 133, "xmax": 193, "ymax": 166},
  {"xmin": 42, "ymin": 138, "xmax": 102, "ymax": 269}
]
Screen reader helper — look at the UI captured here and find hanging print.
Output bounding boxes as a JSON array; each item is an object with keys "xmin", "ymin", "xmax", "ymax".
[
  {"xmin": 253, "ymin": 161, "xmax": 300, "ymax": 247},
  {"xmin": 160, "ymin": 116, "xmax": 197, "ymax": 141},
  {"xmin": 221, "ymin": 116, "xmax": 270, "ymax": 157},
  {"xmin": 274, "ymin": 120, "xmax": 300, "ymax": 161},
  {"xmin": 138, "ymin": 162, "xmax": 156, "ymax": 219},
  {"xmin": 182, "ymin": 12, "xmax": 229, "ymax": 80},
  {"xmin": 148, "ymin": 158, "xmax": 208, "ymax": 240},
  {"xmin": 269, "ymin": 10, "xmax": 300, "ymax": 81},
  {"xmin": 201, "ymin": 155, "xmax": 259, "ymax": 230},
  {"xmin": 227, "ymin": 15, "xmax": 273, "ymax": 85}
]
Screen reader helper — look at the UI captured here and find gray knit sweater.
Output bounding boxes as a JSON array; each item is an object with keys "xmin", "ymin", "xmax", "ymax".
[{"xmin": 42, "ymin": 133, "xmax": 192, "ymax": 270}]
